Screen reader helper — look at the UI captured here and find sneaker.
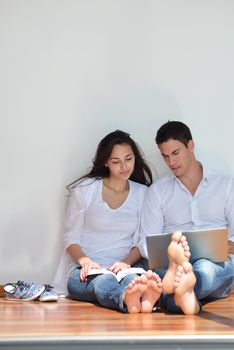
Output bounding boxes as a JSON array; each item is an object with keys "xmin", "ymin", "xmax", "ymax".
[
  {"xmin": 38, "ymin": 284, "xmax": 58, "ymax": 302},
  {"xmin": 4, "ymin": 281, "xmax": 45, "ymax": 301}
]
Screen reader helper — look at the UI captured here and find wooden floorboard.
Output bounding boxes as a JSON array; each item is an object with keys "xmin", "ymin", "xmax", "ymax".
[{"xmin": 0, "ymin": 291, "xmax": 233, "ymax": 349}]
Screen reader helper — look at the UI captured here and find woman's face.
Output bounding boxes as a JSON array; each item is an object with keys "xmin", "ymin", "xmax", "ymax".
[{"xmin": 105, "ymin": 143, "xmax": 135, "ymax": 181}]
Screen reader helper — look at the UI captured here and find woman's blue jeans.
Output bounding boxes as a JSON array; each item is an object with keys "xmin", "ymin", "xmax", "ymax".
[
  {"xmin": 155, "ymin": 257, "xmax": 234, "ymax": 313},
  {"xmin": 67, "ymin": 268, "xmax": 138, "ymax": 313}
]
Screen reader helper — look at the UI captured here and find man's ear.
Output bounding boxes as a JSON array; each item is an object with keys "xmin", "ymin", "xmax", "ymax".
[{"xmin": 188, "ymin": 140, "xmax": 195, "ymax": 152}]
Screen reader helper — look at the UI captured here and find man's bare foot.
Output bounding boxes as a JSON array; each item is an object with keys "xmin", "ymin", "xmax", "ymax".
[
  {"xmin": 173, "ymin": 261, "xmax": 200, "ymax": 315},
  {"xmin": 123, "ymin": 275, "xmax": 148, "ymax": 313},
  {"xmin": 141, "ymin": 270, "xmax": 163, "ymax": 313},
  {"xmin": 162, "ymin": 231, "xmax": 190, "ymax": 294}
]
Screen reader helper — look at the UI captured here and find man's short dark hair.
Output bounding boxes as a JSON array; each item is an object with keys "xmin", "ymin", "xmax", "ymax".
[{"xmin": 155, "ymin": 121, "xmax": 193, "ymax": 147}]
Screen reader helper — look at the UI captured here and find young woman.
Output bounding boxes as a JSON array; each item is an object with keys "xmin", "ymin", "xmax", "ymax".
[{"xmin": 53, "ymin": 130, "xmax": 163, "ymax": 313}]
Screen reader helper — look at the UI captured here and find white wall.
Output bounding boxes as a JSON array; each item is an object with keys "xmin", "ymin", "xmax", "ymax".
[{"xmin": 1, "ymin": 0, "xmax": 234, "ymax": 284}]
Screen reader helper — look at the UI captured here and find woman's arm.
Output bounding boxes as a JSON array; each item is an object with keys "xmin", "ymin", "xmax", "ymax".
[
  {"xmin": 228, "ymin": 240, "xmax": 234, "ymax": 254},
  {"xmin": 109, "ymin": 246, "xmax": 142, "ymax": 274},
  {"xmin": 67, "ymin": 243, "xmax": 88, "ymax": 265},
  {"xmin": 67, "ymin": 243, "xmax": 101, "ymax": 281},
  {"xmin": 122, "ymin": 246, "xmax": 142, "ymax": 265},
  {"xmin": 64, "ymin": 182, "xmax": 101, "ymax": 280}
]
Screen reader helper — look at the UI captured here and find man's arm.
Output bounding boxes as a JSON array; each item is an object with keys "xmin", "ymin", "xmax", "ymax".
[
  {"xmin": 226, "ymin": 178, "xmax": 234, "ymax": 253},
  {"xmin": 138, "ymin": 184, "xmax": 165, "ymax": 258}
]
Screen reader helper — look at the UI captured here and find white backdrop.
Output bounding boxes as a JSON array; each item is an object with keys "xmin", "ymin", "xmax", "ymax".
[{"xmin": 1, "ymin": 0, "xmax": 234, "ymax": 284}]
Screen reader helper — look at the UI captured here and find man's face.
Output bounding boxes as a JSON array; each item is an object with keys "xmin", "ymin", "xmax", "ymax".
[{"xmin": 158, "ymin": 138, "xmax": 195, "ymax": 178}]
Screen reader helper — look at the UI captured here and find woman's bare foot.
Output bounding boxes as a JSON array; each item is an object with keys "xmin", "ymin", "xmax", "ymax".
[
  {"xmin": 123, "ymin": 275, "xmax": 148, "ymax": 313},
  {"xmin": 173, "ymin": 261, "xmax": 200, "ymax": 315},
  {"xmin": 141, "ymin": 270, "xmax": 163, "ymax": 313},
  {"xmin": 162, "ymin": 231, "xmax": 191, "ymax": 294}
]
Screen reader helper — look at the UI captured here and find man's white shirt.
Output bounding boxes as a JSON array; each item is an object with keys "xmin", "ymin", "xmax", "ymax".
[{"xmin": 139, "ymin": 165, "xmax": 234, "ymax": 260}]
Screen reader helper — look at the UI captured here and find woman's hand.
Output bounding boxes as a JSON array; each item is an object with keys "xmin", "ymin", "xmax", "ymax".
[
  {"xmin": 79, "ymin": 257, "xmax": 101, "ymax": 281},
  {"xmin": 109, "ymin": 261, "xmax": 130, "ymax": 274}
]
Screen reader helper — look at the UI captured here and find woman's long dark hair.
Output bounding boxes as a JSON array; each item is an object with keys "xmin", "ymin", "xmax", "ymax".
[{"xmin": 67, "ymin": 130, "xmax": 152, "ymax": 191}]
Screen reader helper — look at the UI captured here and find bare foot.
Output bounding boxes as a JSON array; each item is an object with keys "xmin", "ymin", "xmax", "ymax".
[
  {"xmin": 162, "ymin": 231, "xmax": 190, "ymax": 294},
  {"xmin": 173, "ymin": 261, "xmax": 200, "ymax": 315},
  {"xmin": 123, "ymin": 275, "xmax": 148, "ymax": 313},
  {"xmin": 141, "ymin": 270, "xmax": 163, "ymax": 313}
]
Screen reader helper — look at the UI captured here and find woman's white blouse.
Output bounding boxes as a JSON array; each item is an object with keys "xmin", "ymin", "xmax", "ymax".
[{"xmin": 53, "ymin": 178, "xmax": 147, "ymax": 295}]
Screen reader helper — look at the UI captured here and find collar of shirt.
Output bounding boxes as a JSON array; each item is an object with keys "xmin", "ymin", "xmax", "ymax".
[{"xmin": 171, "ymin": 161, "xmax": 210, "ymax": 193}]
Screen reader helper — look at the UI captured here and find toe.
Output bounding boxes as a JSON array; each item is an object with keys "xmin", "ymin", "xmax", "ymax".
[{"xmin": 172, "ymin": 231, "xmax": 182, "ymax": 242}]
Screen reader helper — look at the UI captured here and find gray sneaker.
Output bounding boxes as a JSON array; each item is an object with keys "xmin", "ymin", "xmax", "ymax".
[{"xmin": 39, "ymin": 284, "xmax": 58, "ymax": 302}]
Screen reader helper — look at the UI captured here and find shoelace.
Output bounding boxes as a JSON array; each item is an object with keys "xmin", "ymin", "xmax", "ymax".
[
  {"xmin": 43, "ymin": 284, "xmax": 54, "ymax": 292},
  {"xmin": 16, "ymin": 281, "xmax": 33, "ymax": 291}
]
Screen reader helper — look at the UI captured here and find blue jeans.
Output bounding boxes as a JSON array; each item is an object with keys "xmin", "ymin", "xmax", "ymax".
[
  {"xmin": 155, "ymin": 257, "xmax": 234, "ymax": 313},
  {"xmin": 67, "ymin": 268, "xmax": 139, "ymax": 313}
]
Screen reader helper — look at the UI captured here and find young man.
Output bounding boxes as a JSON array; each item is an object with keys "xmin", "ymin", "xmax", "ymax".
[{"xmin": 139, "ymin": 120, "xmax": 234, "ymax": 313}]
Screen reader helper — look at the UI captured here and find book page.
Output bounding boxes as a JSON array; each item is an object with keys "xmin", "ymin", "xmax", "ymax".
[
  {"xmin": 88, "ymin": 268, "xmax": 114, "ymax": 277},
  {"xmin": 116, "ymin": 267, "xmax": 146, "ymax": 281},
  {"xmin": 87, "ymin": 267, "xmax": 146, "ymax": 282}
]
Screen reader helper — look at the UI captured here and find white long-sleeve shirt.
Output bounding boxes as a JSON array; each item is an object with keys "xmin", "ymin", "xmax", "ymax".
[
  {"xmin": 139, "ymin": 165, "xmax": 234, "ymax": 260},
  {"xmin": 53, "ymin": 178, "xmax": 147, "ymax": 294}
]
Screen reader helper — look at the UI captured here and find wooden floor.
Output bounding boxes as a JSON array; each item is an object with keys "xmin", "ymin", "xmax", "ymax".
[{"xmin": 0, "ymin": 291, "xmax": 234, "ymax": 349}]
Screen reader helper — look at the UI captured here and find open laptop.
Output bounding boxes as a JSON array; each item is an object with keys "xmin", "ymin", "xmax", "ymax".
[{"xmin": 146, "ymin": 227, "xmax": 228, "ymax": 269}]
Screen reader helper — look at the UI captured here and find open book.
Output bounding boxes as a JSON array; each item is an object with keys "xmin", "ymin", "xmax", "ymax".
[{"xmin": 88, "ymin": 267, "xmax": 146, "ymax": 282}]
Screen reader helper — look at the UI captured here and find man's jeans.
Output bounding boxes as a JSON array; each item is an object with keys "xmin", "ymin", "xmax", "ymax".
[
  {"xmin": 155, "ymin": 257, "xmax": 234, "ymax": 313},
  {"xmin": 193, "ymin": 257, "xmax": 234, "ymax": 300},
  {"xmin": 67, "ymin": 267, "xmax": 138, "ymax": 312}
]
